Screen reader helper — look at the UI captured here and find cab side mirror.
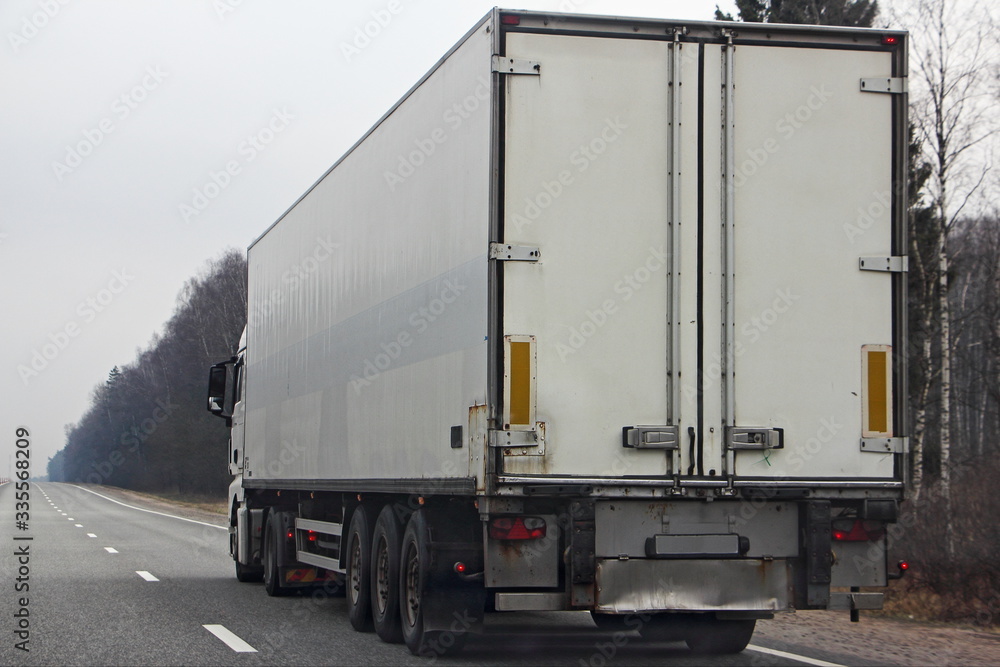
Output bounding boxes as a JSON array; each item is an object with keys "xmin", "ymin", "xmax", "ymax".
[{"xmin": 207, "ymin": 360, "xmax": 234, "ymax": 422}]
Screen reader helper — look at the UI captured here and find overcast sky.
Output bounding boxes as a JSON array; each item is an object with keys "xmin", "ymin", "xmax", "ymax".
[{"xmin": 1, "ymin": 0, "xmax": 745, "ymax": 474}]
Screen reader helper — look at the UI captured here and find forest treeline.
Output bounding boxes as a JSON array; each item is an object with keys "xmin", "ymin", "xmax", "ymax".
[{"xmin": 47, "ymin": 250, "xmax": 246, "ymax": 495}]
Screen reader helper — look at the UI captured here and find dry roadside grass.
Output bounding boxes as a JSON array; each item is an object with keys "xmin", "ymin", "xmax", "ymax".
[
  {"xmin": 758, "ymin": 609, "xmax": 1000, "ymax": 666},
  {"xmin": 71, "ymin": 483, "xmax": 228, "ymax": 526},
  {"xmin": 878, "ymin": 578, "xmax": 1000, "ymax": 630}
]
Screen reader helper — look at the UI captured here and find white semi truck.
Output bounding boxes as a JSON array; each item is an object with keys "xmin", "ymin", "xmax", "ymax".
[{"xmin": 207, "ymin": 8, "xmax": 909, "ymax": 657}]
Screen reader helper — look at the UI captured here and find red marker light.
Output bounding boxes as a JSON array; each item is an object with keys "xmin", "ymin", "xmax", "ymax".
[
  {"xmin": 898, "ymin": 560, "xmax": 910, "ymax": 571},
  {"xmin": 501, "ymin": 15, "xmax": 521, "ymax": 25},
  {"xmin": 286, "ymin": 531, "xmax": 294, "ymax": 540},
  {"xmin": 489, "ymin": 516, "xmax": 546, "ymax": 540},
  {"xmin": 453, "ymin": 562, "xmax": 467, "ymax": 574},
  {"xmin": 882, "ymin": 35, "xmax": 899, "ymax": 45},
  {"xmin": 831, "ymin": 519, "xmax": 885, "ymax": 542}
]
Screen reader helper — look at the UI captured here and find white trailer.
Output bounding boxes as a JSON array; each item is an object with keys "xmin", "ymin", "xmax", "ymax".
[{"xmin": 208, "ymin": 8, "xmax": 909, "ymax": 657}]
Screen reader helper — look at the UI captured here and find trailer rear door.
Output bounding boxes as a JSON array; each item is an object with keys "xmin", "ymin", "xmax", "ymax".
[
  {"xmin": 498, "ymin": 30, "xmax": 903, "ymax": 484},
  {"xmin": 499, "ymin": 32, "xmax": 695, "ymax": 478},
  {"xmin": 722, "ymin": 45, "xmax": 900, "ymax": 481}
]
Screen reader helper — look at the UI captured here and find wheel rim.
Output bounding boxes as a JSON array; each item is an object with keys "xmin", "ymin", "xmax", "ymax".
[
  {"xmin": 403, "ymin": 542, "xmax": 420, "ymax": 628},
  {"xmin": 349, "ymin": 535, "xmax": 362, "ymax": 605},
  {"xmin": 375, "ymin": 536, "xmax": 390, "ymax": 614}
]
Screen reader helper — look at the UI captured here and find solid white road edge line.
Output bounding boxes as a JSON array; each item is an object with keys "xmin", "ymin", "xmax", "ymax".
[
  {"xmin": 136, "ymin": 571, "xmax": 160, "ymax": 582},
  {"xmin": 104, "ymin": 547, "xmax": 119, "ymax": 554},
  {"xmin": 71, "ymin": 485, "xmax": 226, "ymax": 531},
  {"xmin": 746, "ymin": 644, "xmax": 847, "ymax": 667},
  {"xmin": 203, "ymin": 624, "xmax": 258, "ymax": 653}
]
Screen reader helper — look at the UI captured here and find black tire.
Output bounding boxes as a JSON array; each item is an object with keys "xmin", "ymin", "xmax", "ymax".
[
  {"xmin": 371, "ymin": 506, "xmax": 404, "ymax": 643},
  {"xmin": 685, "ymin": 618, "xmax": 756, "ymax": 655},
  {"xmin": 638, "ymin": 613, "xmax": 697, "ymax": 643},
  {"xmin": 346, "ymin": 506, "xmax": 374, "ymax": 632},
  {"xmin": 232, "ymin": 522, "xmax": 263, "ymax": 582},
  {"xmin": 263, "ymin": 512, "xmax": 293, "ymax": 597},
  {"xmin": 400, "ymin": 510, "xmax": 469, "ymax": 657}
]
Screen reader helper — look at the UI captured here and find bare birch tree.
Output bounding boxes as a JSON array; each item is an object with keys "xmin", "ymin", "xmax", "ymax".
[{"xmin": 903, "ymin": 0, "xmax": 996, "ymax": 554}]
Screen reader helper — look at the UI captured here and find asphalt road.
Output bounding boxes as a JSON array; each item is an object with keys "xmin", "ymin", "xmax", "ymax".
[{"xmin": 0, "ymin": 482, "xmax": 896, "ymax": 666}]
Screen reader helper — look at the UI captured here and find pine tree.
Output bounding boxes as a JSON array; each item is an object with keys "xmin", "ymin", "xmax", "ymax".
[{"xmin": 715, "ymin": 0, "xmax": 878, "ymax": 27}]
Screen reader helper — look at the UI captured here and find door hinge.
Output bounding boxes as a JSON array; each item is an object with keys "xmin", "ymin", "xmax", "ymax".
[
  {"xmin": 728, "ymin": 427, "xmax": 784, "ymax": 450},
  {"xmin": 859, "ymin": 256, "xmax": 908, "ymax": 273},
  {"xmin": 622, "ymin": 425, "xmax": 679, "ymax": 450},
  {"xmin": 860, "ymin": 77, "xmax": 906, "ymax": 94},
  {"xmin": 490, "ymin": 243, "xmax": 540, "ymax": 262},
  {"xmin": 490, "ymin": 426, "xmax": 543, "ymax": 449},
  {"xmin": 492, "ymin": 56, "xmax": 541, "ymax": 75},
  {"xmin": 860, "ymin": 437, "xmax": 908, "ymax": 454}
]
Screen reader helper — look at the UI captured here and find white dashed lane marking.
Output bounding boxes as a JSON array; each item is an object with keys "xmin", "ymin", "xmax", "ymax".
[
  {"xmin": 746, "ymin": 645, "xmax": 847, "ymax": 667},
  {"xmin": 203, "ymin": 625, "xmax": 257, "ymax": 653}
]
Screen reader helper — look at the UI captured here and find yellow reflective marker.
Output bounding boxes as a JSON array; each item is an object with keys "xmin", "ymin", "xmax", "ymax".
[
  {"xmin": 862, "ymin": 345, "xmax": 892, "ymax": 437},
  {"xmin": 504, "ymin": 335, "xmax": 536, "ymax": 430}
]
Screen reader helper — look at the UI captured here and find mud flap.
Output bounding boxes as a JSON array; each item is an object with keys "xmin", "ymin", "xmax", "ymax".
[
  {"xmin": 799, "ymin": 501, "xmax": 832, "ymax": 608},
  {"xmin": 421, "ymin": 585, "xmax": 486, "ymax": 634},
  {"xmin": 569, "ymin": 499, "xmax": 597, "ymax": 607}
]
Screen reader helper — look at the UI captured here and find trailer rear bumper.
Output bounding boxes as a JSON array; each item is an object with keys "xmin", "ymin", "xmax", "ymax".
[{"xmin": 594, "ymin": 558, "xmax": 793, "ymax": 613}]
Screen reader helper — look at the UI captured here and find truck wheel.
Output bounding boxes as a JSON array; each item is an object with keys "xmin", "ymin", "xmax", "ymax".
[
  {"xmin": 263, "ymin": 512, "xmax": 294, "ymax": 596},
  {"xmin": 346, "ymin": 506, "xmax": 374, "ymax": 632},
  {"xmin": 371, "ymin": 506, "xmax": 404, "ymax": 643},
  {"xmin": 400, "ymin": 510, "xmax": 469, "ymax": 657},
  {"xmin": 685, "ymin": 618, "xmax": 756, "ymax": 655}
]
